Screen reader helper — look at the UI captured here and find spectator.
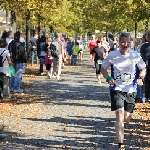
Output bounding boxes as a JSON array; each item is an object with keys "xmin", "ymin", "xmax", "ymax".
[
  {"xmin": 6, "ymin": 31, "xmax": 14, "ymax": 50},
  {"xmin": 52, "ymin": 33, "xmax": 64, "ymax": 80},
  {"xmin": 37, "ymin": 34, "xmax": 46, "ymax": 75},
  {"xmin": 0, "ymin": 39, "xmax": 12, "ymax": 99},
  {"xmin": 44, "ymin": 36, "xmax": 54, "ymax": 79},
  {"xmin": 71, "ymin": 40, "xmax": 80, "ymax": 65},
  {"xmin": 30, "ymin": 33, "xmax": 38, "ymax": 65},
  {"xmin": 1, "ymin": 30, "xmax": 8, "ymax": 39},
  {"xmin": 8, "ymin": 31, "xmax": 27, "ymax": 93},
  {"xmin": 140, "ymin": 31, "xmax": 150, "ymax": 101}
]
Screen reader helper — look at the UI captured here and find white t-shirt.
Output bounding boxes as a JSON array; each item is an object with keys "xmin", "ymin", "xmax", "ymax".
[
  {"xmin": 102, "ymin": 50, "xmax": 146, "ymax": 93},
  {"xmin": 0, "ymin": 48, "xmax": 10, "ymax": 76}
]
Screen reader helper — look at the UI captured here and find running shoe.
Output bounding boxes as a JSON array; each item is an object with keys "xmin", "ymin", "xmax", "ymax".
[
  {"xmin": 119, "ymin": 145, "xmax": 125, "ymax": 150},
  {"xmin": 98, "ymin": 80, "xmax": 101, "ymax": 84},
  {"xmin": 47, "ymin": 74, "xmax": 51, "ymax": 79},
  {"xmin": 40, "ymin": 72, "xmax": 46, "ymax": 75},
  {"xmin": 14, "ymin": 89, "xmax": 24, "ymax": 93}
]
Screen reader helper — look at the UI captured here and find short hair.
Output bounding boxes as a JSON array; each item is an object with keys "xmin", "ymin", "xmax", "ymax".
[
  {"xmin": 40, "ymin": 35, "xmax": 46, "ymax": 42},
  {"xmin": 1, "ymin": 30, "xmax": 8, "ymax": 39},
  {"xmin": 0, "ymin": 39, "xmax": 8, "ymax": 48},
  {"xmin": 7, "ymin": 30, "xmax": 13, "ymax": 37},
  {"xmin": 75, "ymin": 40, "xmax": 79, "ymax": 46},
  {"xmin": 119, "ymin": 32, "xmax": 131, "ymax": 41},
  {"xmin": 14, "ymin": 31, "xmax": 21, "ymax": 40},
  {"xmin": 46, "ymin": 36, "xmax": 52, "ymax": 43},
  {"xmin": 55, "ymin": 33, "xmax": 61, "ymax": 38},
  {"xmin": 146, "ymin": 31, "xmax": 150, "ymax": 38},
  {"xmin": 96, "ymin": 40, "xmax": 101, "ymax": 43}
]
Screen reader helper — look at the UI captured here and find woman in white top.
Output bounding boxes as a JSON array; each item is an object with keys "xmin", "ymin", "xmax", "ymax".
[{"xmin": 0, "ymin": 39, "xmax": 12, "ymax": 99}]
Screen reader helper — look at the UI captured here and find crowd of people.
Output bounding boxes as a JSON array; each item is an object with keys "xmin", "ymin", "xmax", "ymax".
[
  {"xmin": 0, "ymin": 29, "xmax": 150, "ymax": 150},
  {"xmin": 0, "ymin": 30, "xmax": 87, "ymax": 99}
]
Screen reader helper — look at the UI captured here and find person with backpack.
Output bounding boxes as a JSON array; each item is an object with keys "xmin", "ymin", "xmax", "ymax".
[
  {"xmin": 8, "ymin": 31, "xmax": 27, "ymax": 93},
  {"xmin": 0, "ymin": 39, "xmax": 12, "ymax": 99},
  {"xmin": 91, "ymin": 40, "xmax": 106, "ymax": 84},
  {"xmin": 52, "ymin": 33, "xmax": 64, "ymax": 80}
]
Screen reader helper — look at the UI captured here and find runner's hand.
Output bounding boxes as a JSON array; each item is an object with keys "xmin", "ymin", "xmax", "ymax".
[
  {"xmin": 137, "ymin": 79, "xmax": 143, "ymax": 86},
  {"xmin": 109, "ymin": 79, "xmax": 115, "ymax": 86}
]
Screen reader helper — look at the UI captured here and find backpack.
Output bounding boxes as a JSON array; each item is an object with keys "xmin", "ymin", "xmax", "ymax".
[
  {"xmin": 0, "ymin": 50, "xmax": 6, "ymax": 67},
  {"xmin": 50, "ymin": 40, "xmax": 60, "ymax": 58}
]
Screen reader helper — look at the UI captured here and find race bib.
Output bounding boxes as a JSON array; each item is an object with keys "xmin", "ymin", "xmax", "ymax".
[
  {"xmin": 116, "ymin": 72, "xmax": 132, "ymax": 83},
  {"xmin": 97, "ymin": 59, "xmax": 102, "ymax": 64}
]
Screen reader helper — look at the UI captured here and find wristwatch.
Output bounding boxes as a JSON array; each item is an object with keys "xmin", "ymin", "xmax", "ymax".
[{"xmin": 138, "ymin": 76, "xmax": 144, "ymax": 79}]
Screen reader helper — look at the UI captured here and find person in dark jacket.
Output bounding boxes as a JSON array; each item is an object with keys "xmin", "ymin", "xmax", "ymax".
[
  {"xmin": 29, "ymin": 33, "xmax": 38, "ymax": 65},
  {"xmin": 140, "ymin": 31, "xmax": 150, "ymax": 100},
  {"xmin": 37, "ymin": 34, "xmax": 46, "ymax": 75},
  {"xmin": 8, "ymin": 31, "xmax": 27, "ymax": 93}
]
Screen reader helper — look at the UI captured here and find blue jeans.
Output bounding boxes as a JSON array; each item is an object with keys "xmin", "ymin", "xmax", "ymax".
[
  {"xmin": 32, "ymin": 50, "xmax": 38, "ymax": 65},
  {"xmin": 136, "ymin": 85, "xmax": 143, "ymax": 98},
  {"xmin": 71, "ymin": 55, "xmax": 77, "ymax": 65},
  {"xmin": 9, "ymin": 63, "xmax": 23, "ymax": 90}
]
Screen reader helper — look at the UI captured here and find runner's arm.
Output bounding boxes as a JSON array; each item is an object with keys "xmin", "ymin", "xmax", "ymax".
[
  {"xmin": 139, "ymin": 68, "xmax": 146, "ymax": 79},
  {"xmin": 6, "ymin": 56, "xmax": 12, "ymax": 66}
]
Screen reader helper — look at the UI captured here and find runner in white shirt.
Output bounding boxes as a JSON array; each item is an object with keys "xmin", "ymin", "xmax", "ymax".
[{"xmin": 101, "ymin": 32, "xmax": 146, "ymax": 150}]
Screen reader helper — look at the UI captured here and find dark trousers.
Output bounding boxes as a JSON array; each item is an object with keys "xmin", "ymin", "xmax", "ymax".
[
  {"xmin": 39, "ymin": 56, "xmax": 45, "ymax": 73},
  {"xmin": 0, "ymin": 73, "xmax": 9, "ymax": 98}
]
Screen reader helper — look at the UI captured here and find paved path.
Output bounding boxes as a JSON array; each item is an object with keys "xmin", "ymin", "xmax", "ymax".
[{"xmin": 0, "ymin": 51, "xmax": 147, "ymax": 150}]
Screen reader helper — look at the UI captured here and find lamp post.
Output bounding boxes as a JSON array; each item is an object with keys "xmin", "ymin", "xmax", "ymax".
[
  {"xmin": 26, "ymin": 9, "xmax": 30, "ymax": 59},
  {"xmin": 49, "ymin": 25, "xmax": 53, "ymax": 34},
  {"xmin": 37, "ymin": 14, "xmax": 42, "ymax": 37},
  {"xmin": 135, "ymin": 21, "xmax": 137, "ymax": 38},
  {"xmin": 145, "ymin": 20, "xmax": 149, "ymax": 31},
  {"xmin": 145, "ymin": 0, "xmax": 150, "ymax": 31},
  {"xmin": 10, "ymin": 10, "xmax": 16, "ymax": 32}
]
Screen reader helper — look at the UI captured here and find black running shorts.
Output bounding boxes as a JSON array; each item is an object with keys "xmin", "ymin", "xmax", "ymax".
[
  {"xmin": 110, "ymin": 90, "xmax": 136, "ymax": 113},
  {"xmin": 95, "ymin": 62, "xmax": 102, "ymax": 74}
]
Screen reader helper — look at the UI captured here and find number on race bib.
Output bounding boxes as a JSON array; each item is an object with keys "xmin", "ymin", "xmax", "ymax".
[
  {"xmin": 116, "ymin": 72, "xmax": 132, "ymax": 82},
  {"xmin": 97, "ymin": 60, "xmax": 102, "ymax": 64}
]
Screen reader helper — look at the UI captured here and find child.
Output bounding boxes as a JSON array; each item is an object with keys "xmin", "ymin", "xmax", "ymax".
[{"xmin": 71, "ymin": 41, "xmax": 80, "ymax": 65}]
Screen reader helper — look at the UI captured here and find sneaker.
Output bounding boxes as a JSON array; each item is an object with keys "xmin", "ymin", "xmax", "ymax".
[
  {"xmin": 52, "ymin": 73, "xmax": 57, "ymax": 78},
  {"xmin": 56, "ymin": 75, "xmax": 60, "ymax": 80},
  {"xmin": 47, "ymin": 74, "xmax": 50, "ymax": 79},
  {"xmin": 10, "ymin": 89, "xmax": 14, "ymax": 93},
  {"xmin": 119, "ymin": 145, "xmax": 125, "ymax": 150},
  {"xmin": 98, "ymin": 80, "xmax": 101, "ymax": 84},
  {"xmin": 40, "ymin": 72, "xmax": 46, "ymax": 75},
  {"xmin": 3, "ymin": 96, "xmax": 11, "ymax": 99},
  {"xmin": 14, "ymin": 89, "xmax": 24, "ymax": 93}
]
